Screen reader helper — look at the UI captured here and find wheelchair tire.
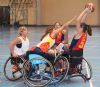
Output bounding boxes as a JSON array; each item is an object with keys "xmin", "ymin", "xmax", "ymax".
[
  {"xmin": 23, "ymin": 57, "xmax": 54, "ymax": 87},
  {"xmin": 79, "ymin": 58, "xmax": 92, "ymax": 80},
  {"xmin": 4, "ymin": 57, "xmax": 24, "ymax": 81},
  {"xmin": 54, "ymin": 56, "xmax": 69, "ymax": 82}
]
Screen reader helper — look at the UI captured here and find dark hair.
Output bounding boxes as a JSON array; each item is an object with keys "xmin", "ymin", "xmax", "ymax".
[
  {"xmin": 81, "ymin": 23, "xmax": 92, "ymax": 36},
  {"xmin": 40, "ymin": 26, "xmax": 54, "ymax": 41}
]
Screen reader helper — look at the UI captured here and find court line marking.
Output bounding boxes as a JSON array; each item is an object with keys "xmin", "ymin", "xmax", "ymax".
[{"xmin": 85, "ymin": 62, "xmax": 94, "ymax": 87}]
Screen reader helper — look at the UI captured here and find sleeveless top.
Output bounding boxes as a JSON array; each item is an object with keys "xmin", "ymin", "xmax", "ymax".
[
  {"xmin": 70, "ymin": 33, "xmax": 87, "ymax": 50},
  {"xmin": 36, "ymin": 34, "xmax": 55, "ymax": 52},
  {"xmin": 14, "ymin": 36, "xmax": 29, "ymax": 55},
  {"xmin": 55, "ymin": 31, "xmax": 64, "ymax": 45}
]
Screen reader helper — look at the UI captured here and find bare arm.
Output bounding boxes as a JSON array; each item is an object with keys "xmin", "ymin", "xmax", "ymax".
[
  {"xmin": 9, "ymin": 37, "xmax": 21, "ymax": 57},
  {"xmin": 81, "ymin": 13, "xmax": 88, "ymax": 23},
  {"xmin": 51, "ymin": 16, "xmax": 76, "ymax": 38},
  {"xmin": 62, "ymin": 16, "xmax": 76, "ymax": 29},
  {"xmin": 76, "ymin": 7, "xmax": 91, "ymax": 33}
]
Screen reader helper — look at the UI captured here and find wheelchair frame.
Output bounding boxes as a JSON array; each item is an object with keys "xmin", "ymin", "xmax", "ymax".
[
  {"xmin": 4, "ymin": 50, "xmax": 92, "ymax": 87},
  {"xmin": 22, "ymin": 51, "xmax": 69, "ymax": 87},
  {"xmin": 4, "ymin": 55, "xmax": 26, "ymax": 81}
]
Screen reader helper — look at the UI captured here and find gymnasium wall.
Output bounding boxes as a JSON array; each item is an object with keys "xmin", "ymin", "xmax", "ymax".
[
  {"xmin": 40, "ymin": 0, "xmax": 100, "ymax": 26},
  {"xmin": 0, "ymin": 0, "xmax": 99, "ymax": 26},
  {"xmin": 0, "ymin": 0, "xmax": 9, "ymax": 6},
  {"xmin": 0, "ymin": 0, "xmax": 36, "ymax": 25}
]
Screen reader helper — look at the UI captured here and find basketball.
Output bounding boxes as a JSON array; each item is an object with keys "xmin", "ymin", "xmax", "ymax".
[{"xmin": 85, "ymin": 3, "xmax": 95, "ymax": 12}]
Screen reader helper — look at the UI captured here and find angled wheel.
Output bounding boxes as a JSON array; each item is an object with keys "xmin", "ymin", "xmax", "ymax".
[
  {"xmin": 23, "ymin": 54, "xmax": 54, "ymax": 87},
  {"xmin": 78, "ymin": 57, "xmax": 92, "ymax": 80},
  {"xmin": 4, "ymin": 57, "xmax": 24, "ymax": 81},
  {"xmin": 53, "ymin": 56, "xmax": 69, "ymax": 83}
]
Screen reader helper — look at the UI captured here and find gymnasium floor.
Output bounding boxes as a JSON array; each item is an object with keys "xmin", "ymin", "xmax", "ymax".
[{"xmin": 0, "ymin": 26, "xmax": 100, "ymax": 87}]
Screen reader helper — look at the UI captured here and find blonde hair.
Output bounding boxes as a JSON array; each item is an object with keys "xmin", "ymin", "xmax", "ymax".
[{"xmin": 18, "ymin": 26, "xmax": 27, "ymax": 35}]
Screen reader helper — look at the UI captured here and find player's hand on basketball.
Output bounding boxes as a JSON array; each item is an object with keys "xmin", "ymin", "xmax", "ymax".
[{"xmin": 85, "ymin": 3, "xmax": 95, "ymax": 14}]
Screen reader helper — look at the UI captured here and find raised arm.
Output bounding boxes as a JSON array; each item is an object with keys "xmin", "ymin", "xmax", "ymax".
[
  {"xmin": 62, "ymin": 16, "xmax": 76, "ymax": 29},
  {"xmin": 76, "ymin": 7, "xmax": 91, "ymax": 33},
  {"xmin": 51, "ymin": 16, "xmax": 76, "ymax": 38}
]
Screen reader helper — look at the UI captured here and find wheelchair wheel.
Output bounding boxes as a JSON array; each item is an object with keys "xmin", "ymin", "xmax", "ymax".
[
  {"xmin": 23, "ymin": 57, "xmax": 54, "ymax": 87},
  {"xmin": 53, "ymin": 56, "xmax": 69, "ymax": 83},
  {"xmin": 78, "ymin": 57, "xmax": 92, "ymax": 80},
  {"xmin": 4, "ymin": 57, "xmax": 24, "ymax": 81}
]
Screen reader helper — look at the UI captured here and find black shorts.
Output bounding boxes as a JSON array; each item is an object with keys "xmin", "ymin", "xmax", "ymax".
[
  {"xmin": 70, "ymin": 49, "xmax": 83, "ymax": 57},
  {"xmin": 69, "ymin": 49, "xmax": 83, "ymax": 67}
]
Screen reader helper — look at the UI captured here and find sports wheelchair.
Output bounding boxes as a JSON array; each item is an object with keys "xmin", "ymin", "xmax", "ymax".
[
  {"xmin": 22, "ymin": 50, "xmax": 69, "ymax": 87},
  {"xmin": 4, "ymin": 50, "xmax": 92, "ymax": 87},
  {"xmin": 3, "ymin": 51, "xmax": 69, "ymax": 87},
  {"xmin": 22, "ymin": 50, "xmax": 92, "ymax": 86},
  {"xmin": 4, "ymin": 55, "xmax": 26, "ymax": 81},
  {"xmin": 65, "ymin": 50, "xmax": 92, "ymax": 81}
]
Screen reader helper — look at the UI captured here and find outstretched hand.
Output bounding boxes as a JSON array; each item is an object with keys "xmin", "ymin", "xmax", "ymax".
[
  {"xmin": 62, "ymin": 16, "xmax": 77, "ymax": 28},
  {"xmin": 85, "ymin": 3, "xmax": 95, "ymax": 14},
  {"xmin": 67, "ymin": 16, "xmax": 77, "ymax": 25}
]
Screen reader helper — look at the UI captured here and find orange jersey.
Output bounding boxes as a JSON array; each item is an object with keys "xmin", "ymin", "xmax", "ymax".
[
  {"xmin": 55, "ymin": 31, "xmax": 64, "ymax": 45},
  {"xmin": 36, "ymin": 34, "xmax": 55, "ymax": 52},
  {"xmin": 72, "ymin": 33, "xmax": 87, "ymax": 50}
]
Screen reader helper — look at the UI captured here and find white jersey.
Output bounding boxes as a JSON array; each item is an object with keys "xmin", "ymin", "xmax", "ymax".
[{"xmin": 14, "ymin": 36, "xmax": 29, "ymax": 55}]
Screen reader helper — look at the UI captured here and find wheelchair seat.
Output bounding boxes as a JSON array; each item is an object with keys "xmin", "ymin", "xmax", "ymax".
[
  {"xmin": 69, "ymin": 56, "xmax": 83, "ymax": 68},
  {"xmin": 69, "ymin": 49, "xmax": 83, "ymax": 66},
  {"xmin": 29, "ymin": 54, "xmax": 46, "ymax": 64}
]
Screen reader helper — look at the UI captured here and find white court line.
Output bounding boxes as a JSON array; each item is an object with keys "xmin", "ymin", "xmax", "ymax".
[{"xmin": 85, "ymin": 62, "xmax": 94, "ymax": 87}]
